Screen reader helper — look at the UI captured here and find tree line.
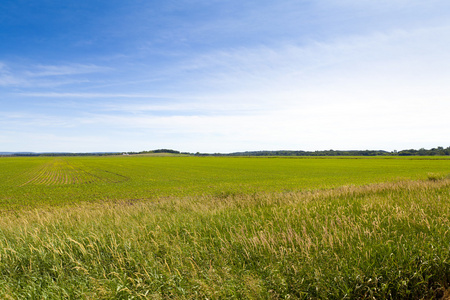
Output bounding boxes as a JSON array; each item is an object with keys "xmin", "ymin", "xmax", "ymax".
[
  {"xmin": 208, "ymin": 146, "xmax": 450, "ymax": 157},
  {"xmin": 3, "ymin": 147, "xmax": 450, "ymax": 157}
]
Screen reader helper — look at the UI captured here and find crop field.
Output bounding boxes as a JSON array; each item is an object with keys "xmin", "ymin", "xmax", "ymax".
[
  {"xmin": 0, "ymin": 156, "xmax": 449, "ymax": 299},
  {"xmin": 1, "ymin": 155, "xmax": 450, "ymax": 209}
]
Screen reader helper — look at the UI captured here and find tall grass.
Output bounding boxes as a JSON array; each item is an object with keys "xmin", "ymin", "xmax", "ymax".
[{"xmin": 0, "ymin": 178, "xmax": 449, "ymax": 299}]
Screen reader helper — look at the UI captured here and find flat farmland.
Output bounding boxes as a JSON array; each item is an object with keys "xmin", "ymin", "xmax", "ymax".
[
  {"xmin": 0, "ymin": 156, "xmax": 450, "ymax": 299},
  {"xmin": 1, "ymin": 155, "xmax": 450, "ymax": 208}
]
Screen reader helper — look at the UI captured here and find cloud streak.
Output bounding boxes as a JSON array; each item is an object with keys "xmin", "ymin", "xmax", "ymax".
[
  {"xmin": 24, "ymin": 64, "xmax": 111, "ymax": 77},
  {"xmin": 0, "ymin": 62, "xmax": 109, "ymax": 88}
]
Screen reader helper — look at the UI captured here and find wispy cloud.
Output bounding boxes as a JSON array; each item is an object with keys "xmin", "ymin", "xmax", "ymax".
[
  {"xmin": 0, "ymin": 62, "xmax": 25, "ymax": 86},
  {"xmin": 17, "ymin": 92, "xmax": 164, "ymax": 98},
  {"xmin": 180, "ymin": 24, "xmax": 450, "ymax": 89},
  {"xmin": 0, "ymin": 62, "xmax": 110, "ymax": 88},
  {"xmin": 24, "ymin": 64, "xmax": 111, "ymax": 77},
  {"xmin": 0, "ymin": 112, "xmax": 76, "ymax": 128}
]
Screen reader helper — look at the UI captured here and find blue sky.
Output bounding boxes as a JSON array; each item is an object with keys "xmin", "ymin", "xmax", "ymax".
[{"xmin": 1, "ymin": 0, "xmax": 449, "ymax": 153}]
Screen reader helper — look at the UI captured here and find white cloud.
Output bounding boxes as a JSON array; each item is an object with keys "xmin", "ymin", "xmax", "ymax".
[
  {"xmin": 0, "ymin": 62, "xmax": 25, "ymax": 86},
  {"xmin": 0, "ymin": 112, "xmax": 74, "ymax": 128},
  {"xmin": 18, "ymin": 92, "xmax": 163, "ymax": 98},
  {"xmin": 182, "ymin": 24, "xmax": 450, "ymax": 90},
  {"xmin": 0, "ymin": 62, "xmax": 110, "ymax": 88},
  {"xmin": 24, "ymin": 64, "xmax": 110, "ymax": 77}
]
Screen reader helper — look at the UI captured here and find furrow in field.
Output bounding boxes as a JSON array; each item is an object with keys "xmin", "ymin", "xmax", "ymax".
[
  {"xmin": 55, "ymin": 167, "xmax": 61, "ymax": 185},
  {"xmin": 57, "ymin": 168, "xmax": 64, "ymax": 184},
  {"xmin": 20, "ymin": 164, "xmax": 48, "ymax": 186},
  {"xmin": 33, "ymin": 166, "xmax": 51, "ymax": 185},
  {"xmin": 19, "ymin": 158, "xmax": 129, "ymax": 186},
  {"xmin": 50, "ymin": 168, "xmax": 58, "ymax": 185},
  {"xmin": 64, "ymin": 170, "xmax": 70, "ymax": 184},
  {"xmin": 41, "ymin": 169, "xmax": 53, "ymax": 186}
]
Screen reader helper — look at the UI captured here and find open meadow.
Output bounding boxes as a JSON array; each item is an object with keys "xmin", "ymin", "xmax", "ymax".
[{"xmin": 0, "ymin": 156, "xmax": 449, "ymax": 298}]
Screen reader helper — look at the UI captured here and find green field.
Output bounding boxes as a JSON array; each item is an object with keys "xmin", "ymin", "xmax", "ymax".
[
  {"xmin": 1, "ymin": 156, "xmax": 450, "ymax": 209},
  {"xmin": 0, "ymin": 156, "xmax": 450, "ymax": 299}
]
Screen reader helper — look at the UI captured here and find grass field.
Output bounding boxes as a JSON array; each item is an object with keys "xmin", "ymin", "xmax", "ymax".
[
  {"xmin": 0, "ymin": 156, "xmax": 449, "ymax": 298},
  {"xmin": 1, "ymin": 156, "xmax": 450, "ymax": 209}
]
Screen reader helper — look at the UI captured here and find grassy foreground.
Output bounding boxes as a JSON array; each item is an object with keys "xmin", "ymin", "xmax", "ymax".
[{"xmin": 1, "ymin": 178, "xmax": 449, "ymax": 299}]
